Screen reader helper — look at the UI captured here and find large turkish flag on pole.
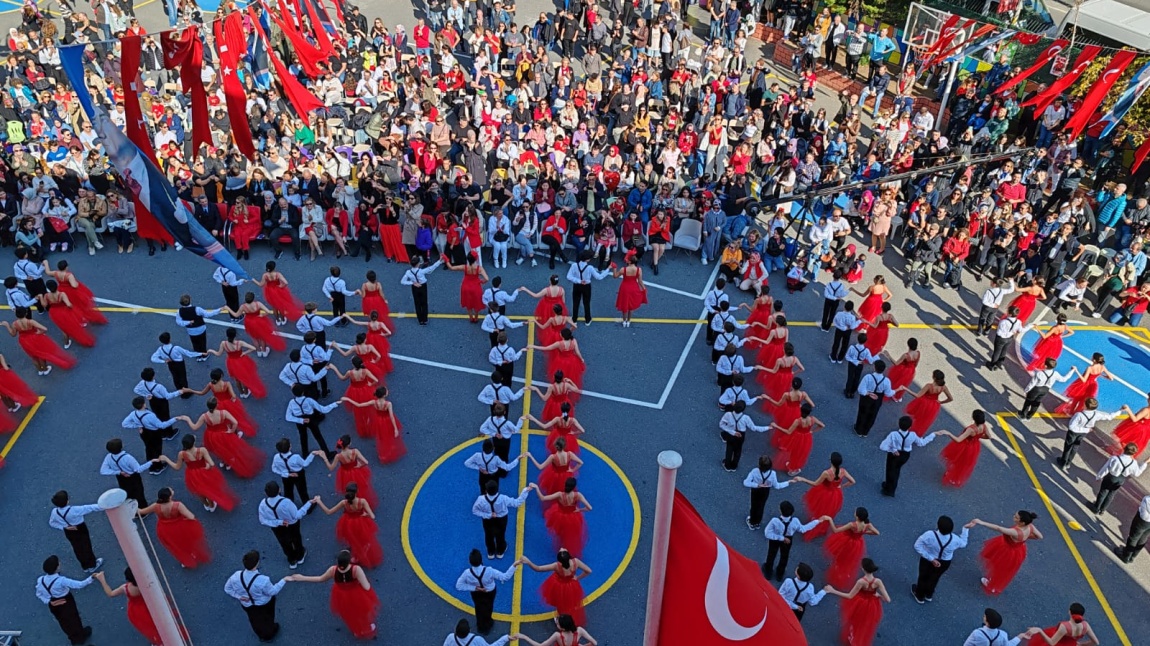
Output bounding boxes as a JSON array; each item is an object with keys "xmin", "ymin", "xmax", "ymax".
[{"xmin": 657, "ymin": 491, "xmax": 807, "ymax": 645}]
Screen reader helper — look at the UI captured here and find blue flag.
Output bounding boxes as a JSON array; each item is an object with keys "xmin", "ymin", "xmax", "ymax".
[
  {"xmin": 1094, "ymin": 60, "xmax": 1150, "ymax": 138},
  {"xmin": 60, "ymin": 45, "xmax": 249, "ymax": 279},
  {"xmin": 248, "ymin": 11, "xmax": 272, "ymax": 90}
]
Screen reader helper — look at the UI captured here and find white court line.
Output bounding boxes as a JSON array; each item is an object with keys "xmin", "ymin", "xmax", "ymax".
[
  {"xmin": 655, "ymin": 263, "xmax": 721, "ymax": 408},
  {"xmin": 95, "ymin": 297, "xmax": 663, "ymax": 409},
  {"xmin": 642, "ymin": 280, "xmax": 706, "ymax": 300},
  {"xmin": 1054, "ymin": 330, "xmax": 1148, "ymax": 398}
]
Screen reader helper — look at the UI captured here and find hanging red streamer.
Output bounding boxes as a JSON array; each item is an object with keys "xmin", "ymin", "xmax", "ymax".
[
  {"xmin": 214, "ymin": 12, "xmax": 258, "ymax": 159},
  {"xmin": 160, "ymin": 26, "xmax": 213, "ymax": 157},
  {"xmin": 250, "ymin": 5, "xmax": 325, "ymax": 118},
  {"xmin": 1022, "ymin": 45, "xmax": 1103, "ymax": 114},
  {"xmin": 993, "ymin": 39, "xmax": 1068, "ymax": 96},
  {"xmin": 1063, "ymin": 50, "xmax": 1137, "ymax": 141}
]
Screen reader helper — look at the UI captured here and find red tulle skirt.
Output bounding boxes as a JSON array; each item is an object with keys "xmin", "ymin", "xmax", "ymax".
[
  {"xmin": 544, "ymin": 503, "xmax": 587, "ymax": 556},
  {"xmin": 244, "ymin": 314, "xmax": 286, "ymax": 352},
  {"xmin": 546, "ymin": 427, "xmax": 580, "ymax": 454},
  {"xmin": 857, "ymin": 293, "xmax": 883, "ymax": 323},
  {"xmin": 940, "ymin": 438, "xmax": 982, "ymax": 487},
  {"xmin": 336, "ymin": 512, "xmax": 384, "ymax": 569},
  {"xmin": 460, "ymin": 272, "xmax": 484, "ymax": 311},
  {"xmin": 18, "ymin": 331, "xmax": 76, "ymax": 369},
  {"xmin": 1114, "ymin": 418, "xmax": 1150, "ymax": 456},
  {"xmin": 541, "ymin": 392, "xmax": 576, "ymax": 422},
  {"xmin": 548, "ymin": 350, "xmax": 585, "ymax": 388},
  {"xmin": 263, "ymin": 282, "xmax": 304, "ymax": 320},
  {"xmin": 845, "ymin": 265, "xmax": 864, "ymax": 284},
  {"xmin": 1054, "ymin": 376, "xmax": 1098, "ymax": 415},
  {"xmin": 1025, "ymin": 334, "xmax": 1063, "ymax": 371},
  {"xmin": 225, "ymin": 353, "xmax": 267, "ymax": 399},
  {"xmin": 535, "ymin": 294, "xmax": 568, "ymax": 326},
  {"xmin": 361, "ymin": 293, "xmax": 392, "ymax": 329},
  {"xmin": 824, "ymin": 530, "xmax": 866, "ymax": 589},
  {"xmin": 183, "ymin": 461, "xmax": 239, "ymax": 511},
  {"xmin": 540, "ymin": 574, "xmax": 586, "ymax": 626},
  {"xmin": 1010, "ymin": 293, "xmax": 1038, "ymax": 322},
  {"xmin": 776, "ymin": 430, "xmax": 813, "ymax": 472},
  {"xmin": 1026, "ymin": 625, "xmax": 1077, "ymax": 646},
  {"xmin": 336, "ymin": 464, "xmax": 378, "ymax": 510},
  {"xmin": 759, "ymin": 367, "xmax": 793, "ymax": 407},
  {"xmin": 365, "ymin": 332, "xmax": 394, "ymax": 374},
  {"xmin": 60, "ymin": 281, "xmax": 107, "ymax": 325},
  {"xmin": 126, "ymin": 593, "xmax": 163, "ymax": 645},
  {"xmin": 48, "ymin": 305, "xmax": 95, "ymax": 347},
  {"xmin": 538, "ymin": 321, "xmax": 564, "ymax": 348},
  {"xmin": 864, "ymin": 323, "xmax": 890, "ymax": 356},
  {"xmin": 885, "ymin": 360, "xmax": 918, "ymax": 398},
  {"xmin": 216, "ymin": 393, "xmax": 258, "ymax": 437},
  {"xmin": 331, "ymin": 580, "xmax": 381, "ymax": 639},
  {"xmin": 904, "ymin": 394, "xmax": 941, "ymax": 436},
  {"xmin": 0, "ymin": 367, "xmax": 38, "ymax": 407},
  {"xmin": 615, "ymin": 276, "xmax": 648, "ymax": 313},
  {"xmin": 772, "ymin": 398, "xmax": 801, "ymax": 437},
  {"xmin": 539, "ymin": 463, "xmax": 577, "ymax": 495},
  {"xmin": 203, "ymin": 429, "xmax": 265, "ymax": 478},
  {"xmin": 156, "ymin": 515, "xmax": 212, "ymax": 568},
  {"xmin": 756, "ymin": 338, "xmax": 785, "ymax": 372},
  {"xmin": 980, "ymin": 535, "xmax": 1027, "ymax": 595},
  {"xmin": 375, "ymin": 410, "xmax": 406, "ymax": 464},
  {"xmin": 840, "ymin": 592, "xmax": 884, "ymax": 646},
  {"xmin": 380, "ymin": 224, "xmax": 409, "ymax": 263},
  {"xmin": 344, "ymin": 381, "xmax": 377, "ymax": 438},
  {"xmin": 803, "ymin": 481, "xmax": 843, "ymax": 540}
]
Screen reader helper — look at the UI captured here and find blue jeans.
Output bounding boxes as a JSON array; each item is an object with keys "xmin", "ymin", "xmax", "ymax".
[
  {"xmin": 859, "ymin": 86, "xmax": 886, "ymax": 116},
  {"xmin": 514, "ymin": 232, "xmax": 535, "ymax": 258},
  {"xmin": 428, "ymin": 11, "xmax": 445, "ymax": 30},
  {"xmin": 765, "ymin": 254, "xmax": 786, "ymax": 271},
  {"xmin": 1109, "ymin": 309, "xmax": 1144, "ymax": 327},
  {"xmin": 1037, "ymin": 125, "xmax": 1055, "ymax": 149}
]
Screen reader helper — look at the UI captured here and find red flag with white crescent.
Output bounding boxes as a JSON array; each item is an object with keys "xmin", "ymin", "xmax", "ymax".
[
  {"xmin": 1133, "ymin": 137, "xmax": 1150, "ymax": 174},
  {"xmin": 1063, "ymin": 50, "xmax": 1137, "ymax": 141},
  {"xmin": 160, "ymin": 26, "xmax": 212, "ymax": 156},
  {"xmin": 994, "ymin": 39, "xmax": 1068, "ymax": 96},
  {"xmin": 657, "ymin": 491, "xmax": 807, "ymax": 645},
  {"xmin": 1022, "ymin": 45, "xmax": 1103, "ymax": 114},
  {"xmin": 921, "ymin": 14, "xmax": 961, "ymax": 60},
  {"xmin": 214, "ymin": 12, "xmax": 257, "ymax": 159}
]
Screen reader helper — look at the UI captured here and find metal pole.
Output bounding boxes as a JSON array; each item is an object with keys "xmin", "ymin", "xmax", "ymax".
[
  {"xmin": 641, "ymin": 450, "xmax": 682, "ymax": 646},
  {"xmin": 936, "ymin": 59, "xmax": 958, "ymax": 134},
  {"xmin": 98, "ymin": 489, "xmax": 189, "ymax": 646}
]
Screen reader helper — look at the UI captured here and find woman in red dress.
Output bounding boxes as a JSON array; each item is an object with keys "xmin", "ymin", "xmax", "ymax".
[
  {"xmin": 185, "ymin": 398, "xmax": 264, "ymax": 478},
  {"xmin": 137, "ymin": 487, "xmax": 212, "ymax": 568},
  {"xmin": 794, "ymin": 452, "xmax": 856, "ymax": 540},
  {"xmin": 335, "ymin": 334, "xmax": 388, "ymax": 384},
  {"xmin": 521, "ymin": 550, "xmax": 591, "ymax": 626},
  {"xmin": 1055, "ymin": 353, "xmax": 1113, "ymax": 415},
  {"xmin": 1008, "ymin": 278, "xmax": 1047, "ymax": 323},
  {"xmin": 533, "ymin": 476, "xmax": 592, "ymax": 556},
  {"xmin": 613, "ymin": 250, "xmax": 648, "ymax": 326},
  {"xmin": 346, "ymin": 312, "xmax": 395, "ymax": 375},
  {"xmin": 207, "ymin": 328, "xmax": 266, "ymax": 399},
  {"xmin": 899, "ymin": 370, "xmax": 954, "ymax": 436},
  {"xmin": 527, "ymin": 437, "xmax": 584, "ymax": 495},
  {"xmin": 317, "ymin": 484, "xmax": 384, "ymax": 569},
  {"xmin": 884, "ymin": 338, "xmax": 920, "ymax": 401},
  {"xmin": 1, "ymin": 308, "xmax": 76, "ymax": 375},
  {"xmin": 158, "ymin": 434, "xmax": 239, "ymax": 512},
  {"xmin": 184, "ymin": 368, "xmax": 259, "ymax": 436},
  {"xmin": 763, "ymin": 377, "xmax": 814, "ymax": 435},
  {"xmin": 1023, "ymin": 603, "xmax": 1100, "ymax": 646},
  {"xmin": 822, "ymin": 558, "xmax": 891, "ymax": 646},
  {"xmin": 770, "ymin": 403, "xmax": 825, "ymax": 475},
  {"xmin": 530, "ymin": 329, "xmax": 586, "ymax": 388},
  {"xmin": 523, "ymin": 276, "xmax": 568, "ymax": 326},
  {"xmin": 316, "ymin": 434, "xmax": 379, "ymax": 510},
  {"xmin": 972, "ymin": 511, "xmax": 1043, "ymax": 595},
  {"xmin": 331, "ymin": 360, "xmax": 380, "ymax": 438},
  {"xmin": 751, "ymin": 316, "xmax": 789, "ymax": 373},
  {"xmin": 359, "ymin": 270, "xmax": 394, "ymax": 331},
  {"xmin": 228, "ymin": 196, "xmax": 261, "ymax": 260},
  {"xmin": 528, "ymin": 409, "xmax": 586, "ymax": 454},
  {"xmin": 756, "ymin": 343, "xmax": 804, "ymax": 409},
  {"xmin": 256, "ymin": 261, "xmax": 305, "ymax": 325},
  {"xmin": 1025, "ymin": 314, "xmax": 1072, "ymax": 371},
  {"xmin": 91, "ymin": 569, "xmax": 170, "ymax": 646},
  {"xmin": 852, "ymin": 275, "xmax": 891, "ymax": 324},
  {"xmin": 537, "ymin": 304, "xmax": 578, "ymax": 348},
  {"xmin": 937, "ymin": 409, "xmax": 995, "ymax": 487},
  {"xmin": 46, "ymin": 260, "xmax": 106, "ymax": 325},
  {"xmin": 378, "ymin": 197, "xmax": 408, "ymax": 263},
  {"xmin": 232, "ymin": 292, "xmax": 285, "ymax": 356},
  {"xmin": 739, "ymin": 289, "xmax": 776, "ymax": 350},
  {"xmin": 822, "ymin": 507, "xmax": 880, "ymax": 589},
  {"xmin": 513, "ymin": 615, "xmax": 597, "ymax": 646},
  {"xmin": 1113, "ymin": 394, "xmax": 1150, "ymax": 456},
  {"xmin": 534, "ymin": 371, "xmax": 583, "ymax": 418},
  {"xmin": 445, "ymin": 253, "xmax": 488, "ymax": 322},
  {"xmin": 0, "ymin": 351, "xmax": 39, "ymax": 412},
  {"xmin": 342, "ymin": 386, "xmax": 405, "ymax": 464},
  {"xmin": 863, "ymin": 303, "xmax": 898, "ymax": 356},
  {"xmin": 286, "ymin": 550, "xmax": 381, "ymax": 639},
  {"xmin": 42, "ymin": 281, "xmax": 96, "ymax": 348}
]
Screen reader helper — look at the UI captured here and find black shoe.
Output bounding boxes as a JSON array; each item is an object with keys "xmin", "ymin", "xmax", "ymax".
[
  {"xmin": 274, "ymin": 249, "xmax": 284, "ymax": 259},
  {"xmin": 911, "ymin": 584, "xmax": 924, "ymax": 604},
  {"xmin": 294, "ymin": 254, "xmax": 301, "ymax": 261},
  {"xmin": 78, "ymin": 626, "xmax": 93, "ymax": 643},
  {"xmin": 149, "ymin": 246, "xmax": 156, "ymax": 256},
  {"xmin": 760, "ymin": 563, "xmax": 770, "ymax": 578},
  {"xmin": 161, "ymin": 243, "xmax": 168, "ymax": 251}
]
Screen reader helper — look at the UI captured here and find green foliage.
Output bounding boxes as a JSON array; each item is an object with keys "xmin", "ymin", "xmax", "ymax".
[
  {"xmin": 821, "ymin": 0, "xmax": 910, "ymax": 24},
  {"xmin": 1071, "ymin": 53, "xmax": 1150, "ymax": 137}
]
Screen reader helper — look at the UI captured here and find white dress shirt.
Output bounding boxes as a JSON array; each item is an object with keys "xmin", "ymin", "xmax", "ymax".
[
  {"xmin": 477, "ymin": 384, "xmax": 525, "ymax": 406},
  {"xmin": 5, "ymin": 286, "xmax": 35, "ymax": 309},
  {"xmin": 963, "ymin": 627, "xmax": 1021, "ymax": 646},
  {"xmin": 713, "ymin": 331, "xmax": 745, "ymax": 353},
  {"xmin": 710, "ymin": 310, "xmax": 749, "ymax": 333},
  {"xmin": 879, "ymin": 429, "xmax": 936, "ymax": 454},
  {"xmin": 279, "ymin": 361, "xmax": 328, "ymax": 387},
  {"xmin": 295, "ymin": 312, "xmax": 339, "ymax": 334},
  {"xmin": 913, "ymin": 528, "xmax": 970, "ymax": 561},
  {"xmin": 488, "ymin": 344, "xmax": 524, "ymax": 367},
  {"xmin": 764, "ymin": 515, "xmax": 821, "ymax": 541},
  {"xmin": 1024, "ymin": 368, "xmax": 1073, "ymax": 391},
  {"xmin": 857, "ymin": 372, "xmax": 896, "ymax": 398},
  {"xmin": 743, "ymin": 467, "xmax": 791, "ymax": 491},
  {"xmin": 566, "ymin": 260, "xmax": 611, "ymax": 285},
  {"xmin": 995, "ymin": 317, "xmax": 1024, "ymax": 339},
  {"xmin": 471, "ymin": 488, "xmax": 531, "ymax": 519},
  {"xmin": 832, "ymin": 310, "xmax": 862, "ymax": 332},
  {"xmin": 719, "ymin": 386, "xmax": 755, "ymax": 408},
  {"xmin": 224, "ymin": 569, "xmax": 286, "ymax": 607},
  {"xmin": 464, "ymin": 450, "xmax": 520, "ymax": 474},
  {"xmin": 482, "ymin": 287, "xmax": 519, "ymax": 308},
  {"xmin": 980, "ymin": 279, "xmax": 1016, "ymax": 308},
  {"xmin": 1067, "ymin": 409, "xmax": 1120, "ymax": 436},
  {"xmin": 455, "ymin": 563, "xmax": 517, "ymax": 592},
  {"xmin": 100, "ymin": 452, "xmax": 152, "ymax": 476},
  {"xmin": 778, "ymin": 577, "xmax": 826, "ymax": 611},
  {"xmin": 175, "ymin": 306, "xmax": 221, "ymax": 335},
  {"xmin": 401, "ymin": 260, "xmax": 444, "ymax": 286},
  {"xmin": 35, "ymin": 573, "xmax": 92, "ymax": 603},
  {"xmin": 213, "ymin": 267, "xmax": 245, "ymax": 287},
  {"xmin": 285, "ymin": 396, "xmax": 339, "ymax": 424},
  {"xmin": 300, "ymin": 342, "xmax": 332, "ymax": 364},
  {"xmin": 704, "ymin": 287, "xmax": 730, "ymax": 312},
  {"xmin": 1055, "ymin": 280, "xmax": 1086, "ymax": 304},
  {"xmin": 322, "ymin": 276, "xmax": 357, "ymax": 298},
  {"xmin": 719, "ymin": 411, "xmax": 770, "ymax": 436},
  {"xmin": 845, "ymin": 343, "xmax": 874, "ymax": 366},
  {"xmin": 134, "ymin": 379, "xmax": 180, "ymax": 401},
  {"xmin": 823, "ymin": 280, "xmax": 848, "ymax": 300},
  {"xmin": 151, "ymin": 343, "xmax": 199, "ymax": 363},
  {"xmin": 479, "ymin": 416, "xmax": 517, "ymax": 439},
  {"xmin": 14, "ymin": 258, "xmax": 45, "ymax": 281},
  {"xmin": 121, "ymin": 409, "xmax": 178, "ymax": 431},
  {"xmin": 481, "ymin": 313, "xmax": 524, "ymax": 334},
  {"xmin": 716, "ymin": 354, "xmax": 748, "ymax": 376},
  {"xmin": 258, "ymin": 495, "xmax": 312, "ymax": 527},
  {"xmin": 270, "ymin": 451, "xmax": 316, "ymax": 478},
  {"xmin": 1138, "ymin": 495, "xmax": 1150, "ymax": 522},
  {"xmin": 442, "ymin": 634, "xmax": 510, "ymax": 646},
  {"xmin": 49, "ymin": 504, "xmax": 103, "ymax": 530},
  {"xmin": 1096, "ymin": 455, "xmax": 1148, "ymax": 479}
]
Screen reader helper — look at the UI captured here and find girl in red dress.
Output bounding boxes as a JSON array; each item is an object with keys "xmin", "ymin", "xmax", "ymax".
[
  {"xmin": 899, "ymin": 370, "xmax": 954, "ymax": 436},
  {"xmin": 445, "ymin": 253, "xmax": 489, "ymax": 322},
  {"xmin": 1055, "ymin": 353, "xmax": 1113, "ymax": 415},
  {"xmin": 528, "ymin": 409, "xmax": 586, "ymax": 454},
  {"xmin": 613, "ymin": 250, "xmax": 647, "ymax": 326},
  {"xmin": 1008, "ymin": 279, "xmax": 1047, "ymax": 323},
  {"xmin": 228, "ymin": 196, "xmax": 260, "ymax": 259},
  {"xmin": 822, "ymin": 558, "xmax": 890, "ymax": 646},
  {"xmin": 256, "ymin": 261, "xmax": 305, "ymax": 325},
  {"xmin": 286, "ymin": 550, "xmax": 381, "ymax": 639},
  {"xmin": 883, "ymin": 338, "xmax": 920, "ymax": 401},
  {"xmin": 91, "ymin": 569, "xmax": 174, "ymax": 646},
  {"xmin": 0, "ymin": 352, "xmax": 39, "ymax": 412},
  {"xmin": 513, "ymin": 615, "xmax": 597, "ymax": 646},
  {"xmin": 184, "ymin": 369, "xmax": 259, "ymax": 436},
  {"xmin": 331, "ymin": 360, "xmax": 380, "ymax": 438},
  {"xmin": 527, "ymin": 437, "xmax": 584, "ymax": 495},
  {"xmin": 523, "ymin": 276, "xmax": 568, "ymax": 326},
  {"xmin": 208, "ymin": 329, "xmax": 266, "ymax": 399},
  {"xmin": 852, "ymin": 276, "xmax": 891, "ymax": 324},
  {"xmin": 46, "ymin": 260, "xmax": 107, "ymax": 325},
  {"xmin": 938, "ymin": 410, "xmax": 995, "ymax": 487},
  {"xmin": 317, "ymin": 484, "xmax": 384, "ymax": 569},
  {"xmin": 359, "ymin": 271, "xmax": 394, "ymax": 331},
  {"xmin": 750, "ymin": 316, "xmax": 789, "ymax": 373},
  {"xmin": 1025, "ymin": 314, "xmax": 1072, "ymax": 371},
  {"xmin": 1023, "ymin": 603, "xmax": 1100, "ymax": 646},
  {"xmin": 756, "ymin": 343, "xmax": 804, "ymax": 410},
  {"xmin": 534, "ymin": 371, "xmax": 584, "ymax": 417},
  {"xmin": 537, "ymin": 304, "xmax": 578, "ymax": 348},
  {"xmin": 531, "ymin": 330, "xmax": 586, "ymax": 388},
  {"xmin": 770, "ymin": 403, "xmax": 825, "ymax": 475},
  {"xmin": 42, "ymin": 282, "xmax": 96, "ymax": 348},
  {"xmin": 863, "ymin": 303, "xmax": 897, "ymax": 357},
  {"xmin": 342, "ymin": 387, "xmax": 405, "ymax": 464},
  {"xmin": 137, "ymin": 487, "xmax": 212, "ymax": 568},
  {"xmin": 346, "ymin": 312, "xmax": 395, "ymax": 375},
  {"xmin": 972, "ymin": 511, "xmax": 1043, "ymax": 595},
  {"xmin": 1113, "ymin": 395, "xmax": 1150, "ymax": 456},
  {"xmin": 533, "ymin": 476, "xmax": 593, "ymax": 556},
  {"xmin": 794, "ymin": 452, "xmax": 856, "ymax": 540},
  {"xmin": 739, "ymin": 289, "xmax": 775, "ymax": 351},
  {"xmin": 158, "ymin": 434, "xmax": 239, "ymax": 512},
  {"xmin": 1, "ymin": 308, "xmax": 76, "ymax": 375},
  {"xmin": 316, "ymin": 435, "xmax": 379, "ymax": 510},
  {"xmin": 335, "ymin": 335, "xmax": 388, "ymax": 384},
  {"xmin": 231, "ymin": 292, "xmax": 285, "ymax": 356},
  {"xmin": 822, "ymin": 507, "xmax": 880, "ymax": 589},
  {"xmin": 521, "ymin": 551, "xmax": 591, "ymax": 626},
  {"xmin": 185, "ymin": 398, "xmax": 265, "ymax": 478},
  {"xmin": 763, "ymin": 377, "xmax": 814, "ymax": 436}
]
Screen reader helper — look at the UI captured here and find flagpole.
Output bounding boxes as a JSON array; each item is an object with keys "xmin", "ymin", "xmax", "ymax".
[{"xmin": 642, "ymin": 450, "xmax": 682, "ymax": 646}]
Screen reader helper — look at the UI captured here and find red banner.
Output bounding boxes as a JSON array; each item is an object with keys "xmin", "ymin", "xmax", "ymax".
[
  {"xmin": 921, "ymin": 14, "xmax": 962, "ymax": 61},
  {"xmin": 1134, "ymin": 137, "xmax": 1150, "ymax": 173},
  {"xmin": 214, "ymin": 13, "xmax": 257, "ymax": 159},
  {"xmin": 993, "ymin": 39, "xmax": 1068, "ymax": 96},
  {"xmin": 923, "ymin": 23, "xmax": 996, "ymax": 70},
  {"xmin": 250, "ymin": 5, "xmax": 325, "ymax": 118},
  {"xmin": 160, "ymin": 26, "xmax": 212, "ymax": 156},
  {"xmin": 119, "ymin": 34, "xmax": 173, "ymax": 244},
  {"xmin": 1022, "ymin": 45, "xmax": 1103, "ymax": 114},
  {"xmin": 267, "ymin": 0, "xmax": 330, "ymax": 78},
  {"xmin": 1063, "ymin": 50, "xmax": 1137, "ymax": 140}
]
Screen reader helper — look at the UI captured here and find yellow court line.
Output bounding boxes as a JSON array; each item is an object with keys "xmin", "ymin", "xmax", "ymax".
[
  {"xmin": 510, "ymin": 321, "xmax": 536, "ymax": 637},
  {"xmin": 0, "ymin": 395, "xmax": 45, "ymax": 459},
  {"xmin": 994, "ymin": 413, "xmax": 1131, "ymax": 646}
]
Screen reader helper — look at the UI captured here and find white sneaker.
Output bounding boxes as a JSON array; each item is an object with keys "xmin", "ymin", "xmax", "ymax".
[
  {"xmin": 516, "ymin": 257, "xmax": 525, "ymax": 265},
  {"xmin": 44, "ymin": 366, "xmax": 52, "ymax": 376},
  {"xmin": 531, "ymin": 259, "xmax": 538, "ymax": 267},
  {"xmin": 64, "ymin": 339, "xmax": 72, "ymax": 349},
  {"xmin": 88, "ymin": 247, "xmax": 96, "ymax": 256},
  {"xmin": 95, "ymin": 241, "xmax": 104, "ymax": 250},
  {"xmin": 702, "ymin": 258, "xmax": 709, "ymax": 265}
]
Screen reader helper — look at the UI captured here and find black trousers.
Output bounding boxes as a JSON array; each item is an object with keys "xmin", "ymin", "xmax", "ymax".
[
  {"xmin": 242, "ymin": 597, "xmax": 279, "ymax": 642},
  {"xmin": 1020, "ymin": 386, "xmax": 1050, "ymax": 418},
  {"xmin": 844, "ymin": 362, "xmax": 864, "ymax": 397},
  {"xmin": 830, "ymin": 328, "xmax": 851, "ymax": 361},
  {"xmin": 854, "ymin": 396, "xmax": 882, "ymax": 436},
  {"xmin": 49, "ymin": 593, "xmax": 89, "ymax": 645},
  {"xmin": 282, "ymin": 472, "xmax": 310, "ymax": 504},
  {"xmin": 545, "ymin": 239, "xmax": 567, "ymax": 266},
  {"xmin": 1058, "ymin": 430, "xmax": 1085, "ymax": 468},
  {"xmin": 705, "ymin": 311, "xmax": 718, "ymax": 344},
  {"xmin": 881, "ymin": 451, "xmax": 911, "ymax": 495},
  {"xmin": 478, "ymin": 470, "xmax": 500, "ymax": 493},
  {"xmin": 65, "ymin": 523, "xmax": 98, "ymax": 570},
  {"xmin": 1094, "ymin": 474, "xmax": 1127, "ymax": 513},
  {"xmin": 914, "ymin": 557, "xmax": 951, "ymax": 601},
  {"xmin": 976, "ymin": 304, "xmax": 1000, "ymax": 335},
  {"xmin": 846, "ymin": 53, "xmax": 861, "ymax": 79},
  {"xmin": 117, "ymin": 473, "xmax": 148, "ymax": 508},
  {"xmin": 271, "ymin": 522, "xmax": 306, "ymax": 564},
  {"xmin": 26, "ymin": 277, "xmax": 47, "ymax": 312},
  {"xmin": 722, "ymin": 431, "xmax": 745, "ymax": 470},
  {"xmin": 312, "ymin": 361, "xmax": 330, "ymax": 396},
  {"xmin": 987, "ymin": 334, "xmax": 1012, "ymax": 368},
  {"xmin": 142, "ymin": 430, "xmax": 165, "ymax": 473},
  {"xmin": 1122, "ymin": 512, "xmax": 1150, "ymax": 561},
  {"xmin": 764, "ymin": 538, "xmax": 792, "ymax": 581},
  {"xmin": 821, "ymin": 298, "xmax": 840, "ymax": 330},
  {"xmin": 748, "ymin": 487, "xmax": 770, "ymax": 526},
  {"xmin": 331, "ymin": 292, "xmax": 346, "ymax": 319},
  {"xmin": 571, "ymin": 283, "xmax": 592, "ymax": 323},
  {"xmin": 496, "ymin": 362, "xmax": 514, "ymax": 387},
  {"xmin": 222, "ymin": 285, "xmax": 240, "ymax": 317},
  {"xmin": 411, "ymin": 284, "xmax": 429, "ymax": 323},
  {"xmin": 296, "ymin": 416, "xmax": 331, "ymax": 456},
  {"xmin": 149, "ymin": 397, "xmax": 171, "ymax": 422},
  {"xmin": 471, "ymin": 588, "xmax": 497, "ymax": 633},
  {"xmin": 489, "ymin": 330, "xmax": 501, "ymax": 348},
  {"xmin": 189, "ymin": 331, "xmax": 208, "ymax": 353},
  {"xmin": 482, "ymin": 516, "xmax": 509, "ymax": 556},
  {"xmin": 717, "ymin": 372, "xmax": 734, "ymax": 393},
  {"xmin": 167, "ymin": 360, "xmax": 189, "ymax": 392},
  {"xmin": 491, "ymin": 436, "xmax": 512, "ymax": 478}
]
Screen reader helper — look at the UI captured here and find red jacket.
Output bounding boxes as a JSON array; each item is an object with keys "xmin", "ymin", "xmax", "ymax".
[{"xmin": 942, "ymin": 237, "xmax": 970, "ymax": 261}]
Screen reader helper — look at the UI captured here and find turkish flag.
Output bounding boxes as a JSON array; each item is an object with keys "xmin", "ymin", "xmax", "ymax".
[
  {"xmin": 118, "ymin": 35, "xmax": 173, "ymax": 244},
  {"xmin": 657, "ymin": 491, "xmax": 807, "ymax": 645},
  {"xmin": 993, "ymin": 39, "xmax": 1068, "ymax": 96},
  {"xmin": 160, "ymin": 26, "xmax": 212, "ymax": 156},
  {"xmin": 214, "ymin": 13, "xmax": 257, "ymax": 159},
  {"xmin": 1021, "ymin": 45, "xmax": 1103, "ymax": 114},
  {"xmin": 250, "ymin": 5, "xmax": 324, "ymax": 119},
  {"xmin": 1063, "ymin": 50, "xmax": 1137, "ymax": 140},
  {"xmin": 1133, "ymin": 137, "xmax": 1150, "ymax": 174},
  {"xmin": 267, "ymin": 0, "xmax": 330, "ymax": 79}
]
